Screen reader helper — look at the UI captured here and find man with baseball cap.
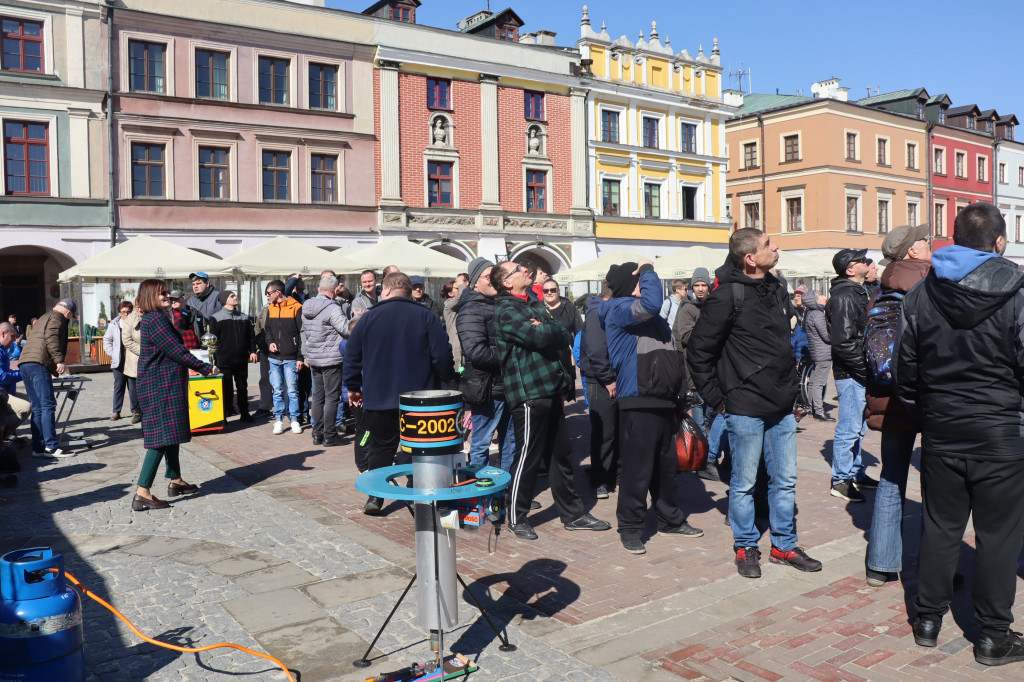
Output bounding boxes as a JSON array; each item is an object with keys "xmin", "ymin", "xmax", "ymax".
[
  {"xmin": 18, "ymin": 299, "xmax": 77, "ymax": 458},
  {"xmin": 186, "ymin": 271, "xmax": 222, "ymax": 339},
  {"xmin": 826, "ymin": 248, "xmax": 878, "ymax": 503}
]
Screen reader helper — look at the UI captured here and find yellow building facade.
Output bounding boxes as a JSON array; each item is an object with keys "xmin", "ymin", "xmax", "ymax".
[{"xmin": 576, "ymin": 8, "xmax": 735, "ymax": 255}]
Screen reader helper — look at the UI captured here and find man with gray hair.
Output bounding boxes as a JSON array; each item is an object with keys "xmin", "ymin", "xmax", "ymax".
[{"xmin": 301, "ymin": 274, "xmax": 351, "ymax": 447}]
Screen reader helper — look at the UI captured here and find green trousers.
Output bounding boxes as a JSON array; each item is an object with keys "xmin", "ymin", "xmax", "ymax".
[{"xmin": 138, "ymin": 445, "xmax": 180, "ymax": 488}]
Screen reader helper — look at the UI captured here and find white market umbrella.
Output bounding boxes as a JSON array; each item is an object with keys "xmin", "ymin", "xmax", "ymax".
[
  {"xmin": 340, "ymin": 239, "xmax": 468, "ymax": 278},
  {"xmin": 224, "ymin": 236, "xmax": 359, "ymax": 276},
  {"xmin": 775, "ymin": 250, "xmax": 833, "ymax": 278},
  {"xmin": 58, "ymin": 235, "xmax": 231, "ymax": 282},
  {"xmin": 554, "ymin": 250, "xmax": 648, "ymax": 283},
  {"xmin": 654, "ymin": 245, "xmax": 728, "ymax": 278}
]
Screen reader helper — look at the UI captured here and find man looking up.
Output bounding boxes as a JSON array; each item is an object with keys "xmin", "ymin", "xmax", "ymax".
[
  {"xmin": 18, "ymin": 299, "xmax": 76, "ymax": 458},
  {"xmin": 826, "ymin": 248, "xmax": 878, "ymax": 503},
  {"xmin": 688, "ymin": 229, "xmax": 821, "ymax": 578},
  {"xmin": 491, "ymin": 261, "xmax": 611, "ymax": 540},
  {"xmin": 896, "ymin": 203, "xmax": 1024, "ymax": 665}
]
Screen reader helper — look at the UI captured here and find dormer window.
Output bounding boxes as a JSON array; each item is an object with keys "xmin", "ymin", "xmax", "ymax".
[
  {"xmin": 498, "ymin": 26, "xmax": 517, "ymax": 41},
  {"xmin": 939, "ymin": 106, "xmax": 947, "ymax": 124},
  {"xmin": 967, "ymin": 115, "xmax": 975, "ymax": 130},
  {"xmin": 391, "ymin": 6, "xmax": 412, "ymax": 21},
  {"xmin": 915, "ymin": 100, "xmax": 924, "ymax": 120},
  {"xmin": 987, "ymin": 120, "xmax": 994, "ymax": 132},
  {"xmin": 1007, "ymin": 126, "xmax": 1014, "ymax": 141}
]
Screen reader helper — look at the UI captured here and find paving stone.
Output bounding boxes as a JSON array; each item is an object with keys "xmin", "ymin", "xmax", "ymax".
[
  {"xmin": 121, "ymin": 535, "xmax": 202, "ymax": 557},
  {"xmin": 221, "ymin": 588, "xmax": 325, "ymax": 634},
  {"xmin": 205, "ymin": 550, "xmax": 288, "ymax": 577},
  {"xmin": 302, "ymin": 565, "xmax": 412, "ymax": 608},
  {"xmin": 232, "ymin": 562, "xmax": 319, "ymax": 594},
  {"xmin": 254, "ymin": 617, "xmax": 375, "ymax": 682}
]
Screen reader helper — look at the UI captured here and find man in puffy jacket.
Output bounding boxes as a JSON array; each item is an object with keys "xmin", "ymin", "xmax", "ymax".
[
  {"xmin": 802, "ymin": 290, "xmax": 832, "ymax": 421},
  {"xmin": 301, "ymin": 275, "xmax": 350, "ymax": 448},
  {"xmin": 264, "ymin": 280, "xmax": 305, "ymax": 435},
  {"xmin": 579, "ymin": 284, "xmax": 618, "ymax": 499},
  {"xmin": 895, "ymin": 203, "xmax": 1024, "ymax": 665},
  {"xmin": 602, "ymin": 260, "xmax": 703, "ymax": 555},
  {"xmin": 688, "ymin": 228, "xmax": 821, "ymax": 578},
  {"xmin": 18, "ymin": 299, "xmax": 75, "ymax": 458},
  {"xmin": 208, "ymin": 291, "xmax": 257, "ymax": 422},
  {"xmin": 825, "ymin": 248, "xmax": 878, "ymax": 503},
  {"xmin": 455, "ymin": 258, "xmax": 515, "ymax": 471},
  {"xmin": 186, "ymin": 272, "xmax": 222, "ymax": 338}
]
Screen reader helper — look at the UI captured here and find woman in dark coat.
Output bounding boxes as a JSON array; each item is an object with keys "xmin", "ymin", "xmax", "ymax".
[{"xmin": 132, "ymin": 279, "xmax": 215, "ymax": 511}]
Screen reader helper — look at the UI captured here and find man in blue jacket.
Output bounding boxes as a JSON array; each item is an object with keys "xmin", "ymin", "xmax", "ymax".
[
  {"xmin": 344, "ymin": 271, "xmax": 456, "ymax": 515},
  {"xmin": 601, "ymin": 260, "xmax": 703, "ymax": 555}
]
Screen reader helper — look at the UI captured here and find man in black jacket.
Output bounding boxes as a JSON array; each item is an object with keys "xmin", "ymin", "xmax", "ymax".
[
  {"xmin": 208, "ymin": 291, "xmax": 257, "ymax": 422},
  {"xmin": 825, "ymin": 248, "xmax": 878, "ymax": 503},
  {"xmin": 896, "ymin": 203, "xmax": 1024, "ymax": 665},
  {"xmin": 579, "ymin": 284, "xmax": 618, "ymax": 498},
  {"xmin": 455, "ymin": 258, "xmax": 516, "ymax": 471},
  {"xmin": 688, "ymin": 228, "xmax": 821, "ymax": 579}
]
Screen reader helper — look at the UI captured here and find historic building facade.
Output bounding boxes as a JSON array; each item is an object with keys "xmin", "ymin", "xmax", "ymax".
[
  {"xmin": 0, "ymin": 0, "xmax": 108, "ymax": 320},
  {"xmin": 369, "ymin": 2, "xmax": 594, "ymax": 273},
  {"xmin": 725, "ymin": 81, "xmax": 928, "ymax": 257},
  {"xmin": 576, "ymin": 8, "xmax": 733, "ymax": 257}
]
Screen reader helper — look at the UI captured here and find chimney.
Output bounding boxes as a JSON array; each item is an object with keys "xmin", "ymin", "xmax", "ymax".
[
  {"xmin": 723, "ymin": 89, "xmax": 744, "ymax": 108},
  {"xmin": 518, "ymin": 32, "xmax": 536, "ymax": 44},
  {"xmin": 535, "ymin": 30, "xmax": 557, "ymax": 46},
  {"xmin": 457, "ymin": 10, "xmax": 493, "ymax": 31}
]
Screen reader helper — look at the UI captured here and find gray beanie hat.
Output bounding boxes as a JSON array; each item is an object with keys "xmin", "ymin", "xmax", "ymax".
[
  {"xmin": 467, "ymin": 257, "xmax": 494, "ymax": 287},
  {"xmin": 691, "ymin": 267, "xmax": 711, "ymax": 286}
]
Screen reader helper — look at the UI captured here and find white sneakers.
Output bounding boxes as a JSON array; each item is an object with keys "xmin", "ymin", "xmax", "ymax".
[
  {"xmin": 273, "ymin": 420, "xmax": 303, "ymax": 435},
  {"xmin": 32, "ymin": 448, "xmax": 75, "ymax": 459}
]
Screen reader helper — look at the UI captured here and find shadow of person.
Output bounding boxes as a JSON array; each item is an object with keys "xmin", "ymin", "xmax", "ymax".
[
  {"xmin": 211, "ymin": 450, "xmax": 318, "ymax": 488},
  {"xmin": 449, "ymin": 558, "xmax": 579, "ymax": 660}
]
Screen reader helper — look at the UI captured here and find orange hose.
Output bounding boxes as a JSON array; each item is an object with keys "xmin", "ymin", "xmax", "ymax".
[{"xmin": 55, "ymin": 570, "xmax": 296, "ymax": 682}]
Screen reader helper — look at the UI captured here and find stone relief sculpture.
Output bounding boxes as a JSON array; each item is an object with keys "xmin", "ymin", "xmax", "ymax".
[{"xmin": 432, "ymin": 117, "xmax": 448, "ymax": 145}]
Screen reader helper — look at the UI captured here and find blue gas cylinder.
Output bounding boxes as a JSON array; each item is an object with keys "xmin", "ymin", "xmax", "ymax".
[{"xmin": 0, "ymin": 547, "xmax": 85, "ymax": 681}]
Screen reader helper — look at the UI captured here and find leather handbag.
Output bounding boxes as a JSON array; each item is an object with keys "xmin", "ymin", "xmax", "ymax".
[
  {"xmin": 459, "ymin": 366, "xmax": 492, "ymax": 405},
  {"xmin": 675, "ymin": 412, "xmax": 709, "ymax": 472}
]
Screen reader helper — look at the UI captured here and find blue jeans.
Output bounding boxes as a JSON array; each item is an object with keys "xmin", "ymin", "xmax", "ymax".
[
  {"xmin": 268, "ymin": 359, "xmax": 299, "ymax": 420},
  {"xmin": 832, "ymin": 377, "xmax": 867, "ymax": 484},
  {"xmin": 866, "ymin": 431, "xmax": 917, "ymax": 572},
  {"xmin": 725, "ymin": 413, "xmax": 799, "ymax": 551},
  {"xmin": 19, "ymin": 362, "xmax": 58, "ymax": 451},
  {"xmin": 707, "ymin": 413, "xmax": 729, "ymax": 464},
  {"xmin": 468, "ymin": 398, "xmax": 515, "ymax": 471}
]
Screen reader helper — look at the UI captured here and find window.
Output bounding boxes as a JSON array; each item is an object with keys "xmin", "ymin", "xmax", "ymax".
[
  {"xmin": 262, "ymin": 150, "xmax": 290, "ymax": 201},
  {"xmin": 128, "ymin": 40, "xmax": 165, "ymax": 92},
  {"xmin": 524, "ymin": 90, "xmax": 544, "ymax": 120},
  {"xmin": 743, "ymin": 202, "xmax": 760, "ymax": 229},
  {"xmin": 845, "ymin": 132, "xmax": 858, "ymax": 160},
  {"xmin": 681, "ymin": 186, "xmax": 698, "ymax": 221},
  {"xmin": 498, "ymin": 26, "xmax": 517, "ymax": 41},
  {"xmin": 3, "ymin": 121, "xmax": 48, "ymax": 195},
  {"xmin": 783, "ymin": 134, "xmax": 799, "ymax": 162},
  {"xmin": 907, "ymin": 202, "xmax": 918, "ymax": 226},
  {"xmin": 987, "ymin": 120, "xmax": 994, "ymax": 133},
  {"xmin": 977, "ymin": 156, "xmax": 987, "ymax": 182},
  {"xmin": 1, "ymin": 17, "xmax": 43, "ymax": 72},
  {"xmin": 934, "ymin": 148, "xmax": 945, "ymax": 174},
  {"xmin": 915, "ymin": 100, "xmax": 924, "ymax": 120},
  {"xmin": 426, "ymin": 78, "xmax": 450, "ymax": 110},
  {"xmin": 846, "ymin": 196, "xmax": 859, "ymax": 232},
  {"xmin": 195, "ymin": 49, "xmax": 228, "ymax": 100},
  {"xmin": 877, "ymin": 199, "xmax": 889, "ymax": 234},
  {"xmin": 999, "ymin": 163, "xmax": 1007, "ymax": 184},
  {"xmin": 877, "ymin": 138, "xmax": 888, "ymax": 165},
  {"xmin": 643, "ymin": 183, "xmax": 660, "ymax": 218},
  {"xmin": 934, "ymin": 204, "xmax": 944, "ymax": 236},
  {"xmin": 967, "ymin": 115, "xmax": 975, "ymax": 130},
  {"xmin": 391, "ymin": 6, "xmax": 412, "ymax": 21},
  {"xmin": 743, "ymin": 142, "xmax": 758, "ymax": 169},
  {"xmin": 680, "ymin": 123, "xmax": 697, "ymax": 153},
  {"xmin": 311, "ymin": 153, "xmax": 336, "ymax": 203},
  {"xmin": 258, "ymin": 56, "xmax": 289, "ymax": 105},
  {"xmin": 955, "ymin": 151, "xmax": 965, "ymax": 178},
  {"xmin": 198, "ymin": 147, "xmax": 229, "ymax": 199},
  {"xmin": 526, "ymin": 170, "xmax": 546, "ymax": 211},
  {"xmin": 601, "ymin": 110, "xmax": 619, "ymax": 143},
  {"xmin": 601, "ymin": 179, "xmax": 620, "ymax": 215},
  {"xmin": 1020, "ymin": 166, "xmax": 1024, "ymax": 186},
  {"xmin": 131, "ymin": 142, "xmax": 165, "ymax": 198},
  {"xmin": 1017, "ymin": 215, "xmax": 1022, "ymax": 243},
  {"xmin": 786, "ymin": 197, "xmax": 802, "ymax": 231},
  {"xmin": 427, "ymin": 161, "xmax": 452, "ymax": 207},
  {"xmin": 1007, "ymin": 126, "xmax": 1014, "ymax": 141},
  {"xmin": 906, "ymin": 143, "xmax": 917, "ymax": 170},
  {"xmin": 642, "ymin": 117, "xmax": 658, "ymax": 148},
  {"xmin": 309, "ymin": 63, "xmax": 336, "ymax": 110}
]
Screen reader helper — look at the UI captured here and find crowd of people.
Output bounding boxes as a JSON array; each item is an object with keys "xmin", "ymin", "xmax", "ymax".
[{"xmin": 1, "ymin": 201, "xmax": 1022, "ymax": 665}]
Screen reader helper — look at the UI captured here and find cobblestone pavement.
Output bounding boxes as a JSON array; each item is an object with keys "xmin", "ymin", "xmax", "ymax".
[{"xmin": 1, "ymin": 368, "xmax": 1023, "ymax": 681}]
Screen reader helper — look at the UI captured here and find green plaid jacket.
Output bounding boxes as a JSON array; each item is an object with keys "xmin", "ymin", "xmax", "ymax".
[{"xmin": 493, "ymin": 292, "xmax": 573, "ymax": 409}]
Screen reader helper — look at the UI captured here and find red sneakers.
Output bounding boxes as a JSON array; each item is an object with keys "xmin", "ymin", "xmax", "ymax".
[{"xmin": 769, "ymin": 546, "xmax": 822, "ymax": 572}]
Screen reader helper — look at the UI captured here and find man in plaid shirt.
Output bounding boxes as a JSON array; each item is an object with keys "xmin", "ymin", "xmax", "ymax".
[{"xmin": 491, "ymin": 261, "xmax": 611, "ymax": 540}]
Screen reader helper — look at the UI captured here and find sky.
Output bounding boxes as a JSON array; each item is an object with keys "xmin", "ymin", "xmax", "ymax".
[{"xmin": 328, "ymin": 0, "xmax": 1024, "ymax": 118}]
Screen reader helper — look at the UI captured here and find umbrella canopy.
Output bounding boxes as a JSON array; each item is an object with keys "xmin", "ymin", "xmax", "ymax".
[
  {"xmin": 224, "ymin": 236, "xmax": 358, "ymax": 276},
  {"xmin": 554, "ymin": 250, "xmax": 649, "ymax": 283},
  {"xmin": 340, "ymin": 239, "xmax": 468, "ymax": 278},
  {"xmin": 58, "ymin": 235, "xmax": 231, "ymax": 282},
  {"xmin": 774, "ymin": 250, "xmax": 833, "ymax": 278},
  {"xmin": 654, "ymin": 245, "xmax": 729, "ymax": 278}
]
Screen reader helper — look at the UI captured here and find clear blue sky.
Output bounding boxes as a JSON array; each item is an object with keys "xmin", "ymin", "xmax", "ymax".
[{"xmin": 328, "ymin": 0, "xmax": 1024, "ymax": 118}]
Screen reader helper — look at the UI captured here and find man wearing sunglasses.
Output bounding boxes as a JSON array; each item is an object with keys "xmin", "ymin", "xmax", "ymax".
[{"xmin": 826, "ymin": 248, "xmax": 879, "ymax": 503}]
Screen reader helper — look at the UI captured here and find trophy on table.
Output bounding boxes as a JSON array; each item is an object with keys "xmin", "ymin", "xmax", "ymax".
[{"xmin": 200, "ymin": 331, "xmax": 218, "ymax": 370}]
